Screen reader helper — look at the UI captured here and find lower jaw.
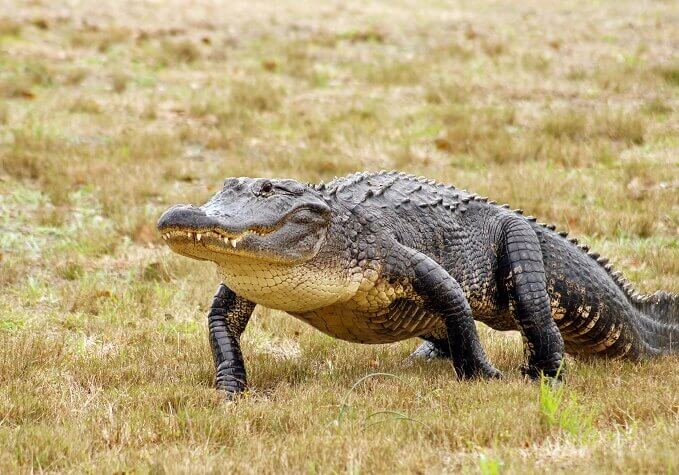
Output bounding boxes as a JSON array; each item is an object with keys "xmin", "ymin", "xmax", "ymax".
[
  {"xmin": 168, "ymin": 242, "xmax": 287, "ymax": 266},
  {"xmin": 164, "ymin": 240, "xmax": 231, "ymax": 260}
]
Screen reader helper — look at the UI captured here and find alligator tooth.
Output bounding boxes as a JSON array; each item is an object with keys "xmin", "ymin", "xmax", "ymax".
[
  {"xmin": 162, "ymin": 234, "xmax": 168, "ymax": 240},
  {"xmin": 231, "ymin": 240, "xmax": 237, "ymax": 248},
  {"xmin": 224, "ymin": 236, "xmax": 230, "ymax": 245},
  {"xmin": 196, "ymin": 233, "xmax": 202, "ymax": 241},
  {"xmin": 187, "ymin": 232, "xmax": 193, "ymax": 239}
]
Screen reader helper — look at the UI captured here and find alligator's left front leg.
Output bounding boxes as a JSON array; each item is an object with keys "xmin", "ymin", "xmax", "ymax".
[
  {"xmin": 390, "ymin": 245, "xmax": 501, "ymax": 379},
  {"xmin": 207, "ymin": 284, "xmax": 256, "ymax": 397}
]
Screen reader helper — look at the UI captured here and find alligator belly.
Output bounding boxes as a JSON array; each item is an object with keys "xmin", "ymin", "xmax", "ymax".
[{"xmin": 291, "ymin": 300, "xmax": 445, "ymax": 344}]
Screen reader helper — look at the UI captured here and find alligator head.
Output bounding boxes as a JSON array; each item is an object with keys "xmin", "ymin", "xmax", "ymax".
[{"xmin": 157, "ymin": 178, "xmax": 331, "ymax": 265}]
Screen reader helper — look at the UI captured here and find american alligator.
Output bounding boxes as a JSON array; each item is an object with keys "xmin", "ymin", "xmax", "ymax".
[{"xmin": 157, "ymin": 171, "xmax": 678, "ymax": 396}]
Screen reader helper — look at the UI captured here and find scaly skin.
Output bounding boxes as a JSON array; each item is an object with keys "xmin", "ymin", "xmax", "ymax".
[
  {"xmin": 158, "ymin": 171, "xmax": 679, "ymax": 397},
  {"xmin": 208, "ymin": 285, "xmax": 255, "ymax": 393}
]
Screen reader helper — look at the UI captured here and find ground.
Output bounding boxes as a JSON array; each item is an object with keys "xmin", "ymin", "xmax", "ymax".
[{"xmin": 0, "ymin": 0, "xmax": 678, "ymax": 473}]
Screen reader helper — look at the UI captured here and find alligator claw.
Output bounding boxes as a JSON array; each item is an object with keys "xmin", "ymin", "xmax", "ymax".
[
  {"xmin": 521, "ymin": 354, "xmax": 565, "ymax": 381},
  {"xmin": 406, "ymin": 341, "xmax": 448, "ymax": 362},
  {"xmin": 481, "ymin": 366, "xmax": 503, "ymax": 380},
  {"xmin": 218, "ymin": 386, "xmax": 247, "ymax": 401},
  {"xmin": 521, "ymin": 365, "xmax": 564, "ymax": 382},
  {"xmin": 457, "ymin": 364, "xmax": 503, "ymax": 380}
]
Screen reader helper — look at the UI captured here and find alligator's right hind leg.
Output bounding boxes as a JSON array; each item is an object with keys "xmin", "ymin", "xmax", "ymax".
[{"xmin": 497, "ymin": 217, "xmax": 565, "ymax": 379}]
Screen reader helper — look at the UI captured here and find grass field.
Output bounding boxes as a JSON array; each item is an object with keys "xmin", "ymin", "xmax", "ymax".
[{"xmin": 1, "ymin": 0, "xmax": 678, "ymax": 472}]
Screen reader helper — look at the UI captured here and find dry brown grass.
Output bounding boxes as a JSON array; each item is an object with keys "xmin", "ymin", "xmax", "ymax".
[{"xmin": 0, "ymin": 0, "xmax": 677, "ymax": 473}]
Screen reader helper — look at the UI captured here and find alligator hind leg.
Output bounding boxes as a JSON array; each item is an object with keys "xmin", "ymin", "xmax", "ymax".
[
  {"xmin": 498, "ymin": 218, "xmax": 565, "ymax": 379},
  {"xmin": 208, "ymin": 284, "xmax": 256, "ymax": 397}
]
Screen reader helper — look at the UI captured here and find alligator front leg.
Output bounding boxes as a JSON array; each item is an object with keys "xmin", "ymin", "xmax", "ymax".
[
  {"xmin": 408, "ymin": 338, "xmax": 450, "ymax": 361},
  {"xmin": 207, "ymin": 283, "xmax": 256, "ymax": 397},
  {"xmin": 394, "ymin": 246, "xmax": 501, "ymax": 379},
  {"xmin": 499, "ymin": 218, "xmax": 565, "ymax": 379}
]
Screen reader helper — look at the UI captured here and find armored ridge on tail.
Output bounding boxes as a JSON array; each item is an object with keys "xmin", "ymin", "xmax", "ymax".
[{"xmin": 158, "ymin": 171, "xmax": 678, "ymax": 397}]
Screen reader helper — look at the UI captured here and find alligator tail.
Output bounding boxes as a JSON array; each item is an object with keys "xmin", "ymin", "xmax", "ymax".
[
  {"xmin": 632, "ymin": 291, "xmax": 679, "ymax": 325},
  {"xmin": 632, "ymin": 291, "xmax": 679, "ymax": 354}
]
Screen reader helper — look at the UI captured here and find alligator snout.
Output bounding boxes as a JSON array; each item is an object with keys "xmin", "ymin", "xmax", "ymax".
[{"xmin": 157, "ymin": 204, "xmax": 213, "ymax": 231}]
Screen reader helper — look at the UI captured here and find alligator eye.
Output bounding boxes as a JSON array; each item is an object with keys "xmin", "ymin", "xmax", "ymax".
[{"xmin": 260, "ymin": 181, "xmax": 274, "ymax": 194}]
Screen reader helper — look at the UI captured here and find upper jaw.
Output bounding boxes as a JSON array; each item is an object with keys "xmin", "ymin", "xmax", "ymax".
[{"xmin": 157, "ymin": 203, "xmax": 278, "ymax": 252}]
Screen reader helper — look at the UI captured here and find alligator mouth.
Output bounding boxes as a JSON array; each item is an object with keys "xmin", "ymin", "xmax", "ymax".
[{"xmin": 160, "ymin": 227, "xmax": 276, "ymax": 251}]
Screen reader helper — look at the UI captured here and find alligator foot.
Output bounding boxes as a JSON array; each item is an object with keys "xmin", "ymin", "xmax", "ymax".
[
  {"xmin": 407, "ymin": 340, "xmax": 503, "ymax": 379},
  {"xmin": 218, "ymin": 386, "xmax": 247, "ymax": 401},
  {"xmin": 456, "ymin": 360, "xmax": 503, "ymax": 380},
  {"xmin": 407, "ymin": 340, "xmax": 449, "ymax": 362},
  {"xmin": 521, "ymin": 353, "xmax": 565, "ymax": 381},
  {"xmin": 215, "ymin": 360, "xmax": 248, "ymax": 399}
]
